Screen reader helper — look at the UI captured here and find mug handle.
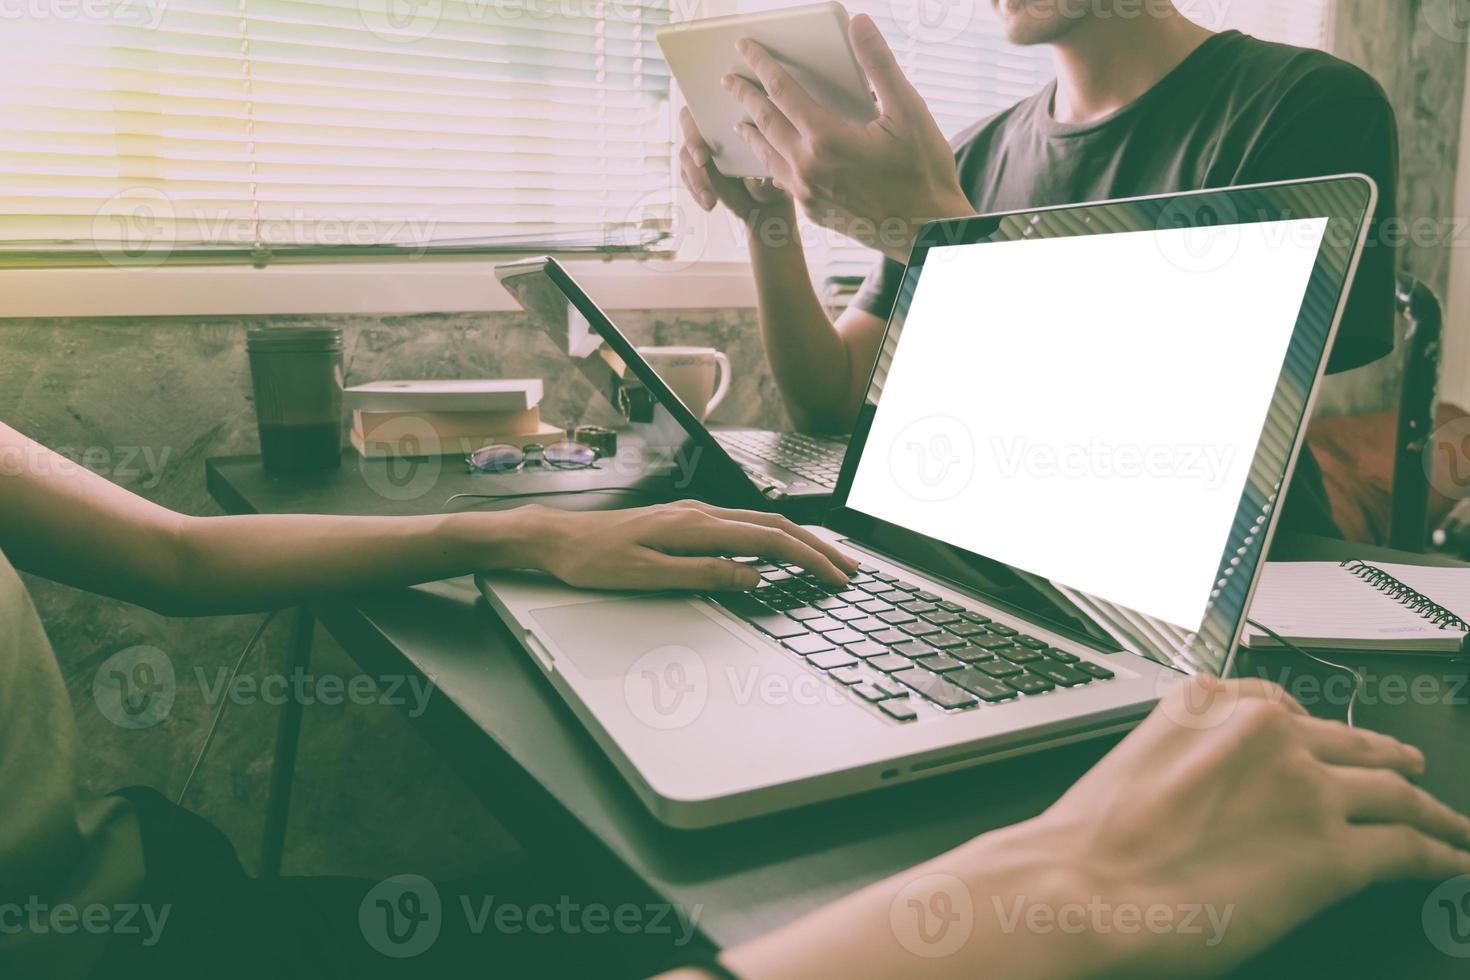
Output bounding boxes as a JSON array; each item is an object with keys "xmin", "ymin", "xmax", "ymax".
[{"xmin": 707, "ymin": 351, "xmax": 732, "ymax": 417}]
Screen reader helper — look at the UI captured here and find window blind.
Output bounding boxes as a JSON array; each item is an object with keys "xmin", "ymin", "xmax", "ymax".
[
  {"xmin": 812, "ymin": 0, "xmax": 1335, "ymax": 290},
  {"xmin": 0, "ymin": 0, "xmax": 675, "ymax": 266}
]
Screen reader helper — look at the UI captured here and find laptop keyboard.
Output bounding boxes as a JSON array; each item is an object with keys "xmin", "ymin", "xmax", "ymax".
[
  {"xmin": 713, "ymin": 563, "xmax": 1116, "ymax": 723},
  {"xmin": 714, "ymin": 430, "xmax": 844, "ymax": 488}
]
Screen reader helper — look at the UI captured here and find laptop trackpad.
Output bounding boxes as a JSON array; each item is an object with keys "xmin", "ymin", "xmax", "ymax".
[
  {"xmin": 528, "ymin": 594, "xmax": 879, "ymax": 800},
  {"xmin": 530, "ymin": 594, "xmax": 763, "ymax": 682}
]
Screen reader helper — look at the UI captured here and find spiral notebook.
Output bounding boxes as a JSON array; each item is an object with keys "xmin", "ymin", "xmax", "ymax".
[{"xmin": 1243, "ymin": 560, "xmax": 1470, "ymax": 652}]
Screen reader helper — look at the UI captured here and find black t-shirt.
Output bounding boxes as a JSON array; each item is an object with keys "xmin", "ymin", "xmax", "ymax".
[{"xmin": 853, "ymin": 30, "xmax": 1400, "ymax": 536}]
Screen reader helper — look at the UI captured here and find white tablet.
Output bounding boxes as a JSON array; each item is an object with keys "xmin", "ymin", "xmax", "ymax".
[{"xmin": 657, "ymin": 2, "xmax": 877, "ymax": 180}]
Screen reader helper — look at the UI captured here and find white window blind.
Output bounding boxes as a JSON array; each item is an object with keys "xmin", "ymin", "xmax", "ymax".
[
  {"xmin": 0, "ymin": 0, "xmax": 675, "ymax": 266},
  {"xmin": 810, "ymin": 0, "xmax": 1335, "ymax": 289}
]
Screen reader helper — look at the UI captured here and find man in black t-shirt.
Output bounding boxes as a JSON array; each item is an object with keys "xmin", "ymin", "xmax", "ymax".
[{"xmin": 678, "ymin": 2, "xmax": 1398, "ymax": 536}]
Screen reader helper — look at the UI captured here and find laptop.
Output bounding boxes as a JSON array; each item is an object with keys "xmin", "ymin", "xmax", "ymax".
[
  {"xmin": 479, "ymin": 176, "xmax": 1377, "ymax": 829},
  {"xmin": 497, "ymin": 256, "xmax": 846, "ymax": 516}
]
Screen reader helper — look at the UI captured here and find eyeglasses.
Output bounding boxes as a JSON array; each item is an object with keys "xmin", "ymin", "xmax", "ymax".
[{"xmin": 466, "ymin": 441, "xmax": 600, "ymax": 474}]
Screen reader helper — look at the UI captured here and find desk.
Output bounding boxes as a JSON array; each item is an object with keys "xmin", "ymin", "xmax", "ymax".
[{"xmin": 207, "ymin": 452, "xmax": 1470, "ymax": 978}]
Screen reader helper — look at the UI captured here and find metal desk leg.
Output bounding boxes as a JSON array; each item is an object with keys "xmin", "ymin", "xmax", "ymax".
[{"xmin": 260, "ymin": 606, "xmax": 314, "ymax": 878}]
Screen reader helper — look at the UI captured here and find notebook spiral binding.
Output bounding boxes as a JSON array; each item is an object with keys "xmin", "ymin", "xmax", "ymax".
[{"xmin": 1339, "ymin": 560, "xmax": 1470, "ymax": 631}]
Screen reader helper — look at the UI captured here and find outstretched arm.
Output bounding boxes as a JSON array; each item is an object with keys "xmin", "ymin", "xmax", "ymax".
[
  {"xmin": 0, "ymin": 421, "xmax": 856, "ymax": 616},
  {"xmin": 658, "ymin": 678, "xmax": 1470, "ymax": 980}
]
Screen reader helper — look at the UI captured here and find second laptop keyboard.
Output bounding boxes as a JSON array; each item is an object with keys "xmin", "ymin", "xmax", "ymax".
[
  {"xmin": 714, "ymin": 430, "xmax": 845, "ymax": 488},
  {"xmin": 713, "ymin": 563, "xmax": 1115, "ymax": 723}
]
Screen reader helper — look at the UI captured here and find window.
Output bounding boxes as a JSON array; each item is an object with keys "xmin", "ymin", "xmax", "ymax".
[
  {"xmin": 792, "ymin": 0, "xmax": 1336, "ymax": 288},
  {"xmin": 0, "ymin": 0, "xmax": 675, "ymax": 267},
  {"xmin": 0, "ymin": 0, "xmax": 1333, "ymax": 274}
]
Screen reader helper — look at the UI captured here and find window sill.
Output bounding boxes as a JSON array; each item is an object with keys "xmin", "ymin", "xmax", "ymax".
[{"xmin": 0, "ymin": 257, "xmax": 759, "ymax": 319}]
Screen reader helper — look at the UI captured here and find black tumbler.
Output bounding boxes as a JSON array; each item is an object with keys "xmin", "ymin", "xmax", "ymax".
[{"xmin": 246, "ymin": 327, "xmax": 344, "ymax": 474}]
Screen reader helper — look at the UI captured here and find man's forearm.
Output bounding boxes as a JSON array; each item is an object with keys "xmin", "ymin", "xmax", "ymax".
[{"xmin": 747, "ymin": 211, "xmax": 858, "ymax": 434}]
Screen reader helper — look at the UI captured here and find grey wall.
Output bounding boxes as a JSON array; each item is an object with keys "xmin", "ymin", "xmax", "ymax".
[
  {"xmin": 1, "ymin": 308, "xmax": 783, "ymax": 879},
  {"xmin": 1315, "ymin": 0, "xmax": 1469, "ymax": 416}
]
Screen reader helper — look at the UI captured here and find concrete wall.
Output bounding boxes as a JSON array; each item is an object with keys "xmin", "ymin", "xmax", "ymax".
[
  {"xmin": 0, "ymin": 308, "xmax": 785, "ymax": 879},
  {"xmin": 1315, "ymin": 0, "xmax": 1470, "ymax": 416}
]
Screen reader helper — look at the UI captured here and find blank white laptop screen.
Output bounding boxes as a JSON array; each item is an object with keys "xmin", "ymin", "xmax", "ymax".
[{"xmin": 847, "ymin": 217, "xmax": 1330, "ymax": 631}]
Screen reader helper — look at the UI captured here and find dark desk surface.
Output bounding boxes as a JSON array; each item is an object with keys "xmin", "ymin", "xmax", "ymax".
[{"xmin": 208, "ymin": 453, "xmax": 1470, "ymax": 977}]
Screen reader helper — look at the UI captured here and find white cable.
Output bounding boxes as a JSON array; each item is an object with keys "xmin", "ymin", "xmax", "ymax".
[
  {"xmin": 1246, "ymin": 618, "xmax": 1364, "ymax": 728},
  {"xmin": 176, "ymin": 611, "xmax": 279, "ymax": 806}
]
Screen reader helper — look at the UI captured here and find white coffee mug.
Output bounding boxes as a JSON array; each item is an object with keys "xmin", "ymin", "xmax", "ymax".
[{"xmin": 638, "ymin": 346, "xmax": 731, "ymax": 421}]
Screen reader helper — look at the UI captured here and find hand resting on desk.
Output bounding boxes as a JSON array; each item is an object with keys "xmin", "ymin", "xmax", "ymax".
[{"xmin": 698, "ymin": 676, "xmax": 1470, "ymax": 980}]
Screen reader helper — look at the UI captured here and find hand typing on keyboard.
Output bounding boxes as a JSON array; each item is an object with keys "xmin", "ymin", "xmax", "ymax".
[
  {"xmin": 510, "ymin": 499, "xmax": 858, "ymax": 592},
  {"xmin": 714, "ymin": 563, "xmax": 1115, "ymax": 722},
  {"xmin": 719, "ymin": 677, "xmax": 1470, "ymax": 980}
]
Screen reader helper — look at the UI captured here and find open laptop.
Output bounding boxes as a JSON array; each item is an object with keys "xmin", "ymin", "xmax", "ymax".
[
  {"xmin": 497, "ymin": 256, "xmax": 846, "ymax": 515},
  {"xmin": 479, "ymin": 176, "xmax": 1376, "ymax": 828}
]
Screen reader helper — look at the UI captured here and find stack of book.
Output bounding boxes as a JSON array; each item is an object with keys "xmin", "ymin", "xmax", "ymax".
[{"xmin": 345, "ymin": 379, "xmax": 559, "ymax": 459}]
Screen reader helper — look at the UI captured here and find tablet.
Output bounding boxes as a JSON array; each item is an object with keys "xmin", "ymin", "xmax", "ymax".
[{"xmin": 657, "ymin": 2, "xmax": 877, "ymax": 180}]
